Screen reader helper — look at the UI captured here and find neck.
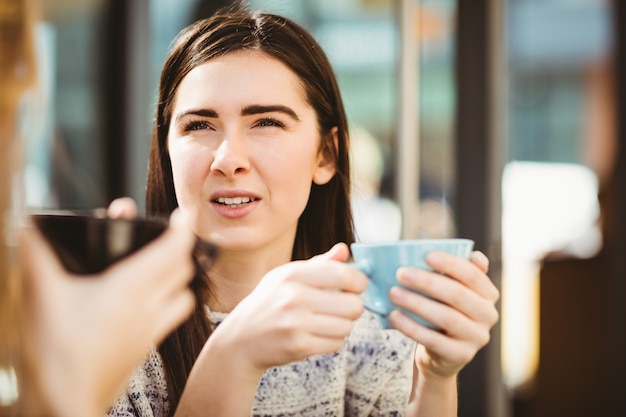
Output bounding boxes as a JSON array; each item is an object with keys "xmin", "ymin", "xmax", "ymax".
[{"xmin": 206, "ymin": 243, "xmax": 293, "ymax": 313}]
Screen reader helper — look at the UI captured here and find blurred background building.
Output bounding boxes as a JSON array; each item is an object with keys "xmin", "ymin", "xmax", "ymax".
[{"xmin": 11, "ymin": 0, "xmax": 626, "ymax": 416}]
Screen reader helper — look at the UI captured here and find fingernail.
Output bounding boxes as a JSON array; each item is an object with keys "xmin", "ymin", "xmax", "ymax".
[
  {"xmin": 426, "ymin": 251, "xmax": 443, "ymax": 265},
  {"xmin": 389, "ymin": 310, "xmax": 407, "ymax": 327},
  {"xmin": 389, "ymin": 286, "xmax": 404, "ymax": 301},
  {"xmin": 396, "ymin": 267, "xmax": 418, "ymax": 285}
]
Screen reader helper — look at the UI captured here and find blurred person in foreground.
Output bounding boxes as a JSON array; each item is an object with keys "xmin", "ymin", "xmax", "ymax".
[{"xmin": 0, "ymin": 1, "xmax": 199, "ymax": 416}]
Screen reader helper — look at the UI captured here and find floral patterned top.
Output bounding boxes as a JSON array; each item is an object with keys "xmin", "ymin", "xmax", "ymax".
[{"xmin": 106, "ymin": 309, "xmax": 416, "ymax": 417}]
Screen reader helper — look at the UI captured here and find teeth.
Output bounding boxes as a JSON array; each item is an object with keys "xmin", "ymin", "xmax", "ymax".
[{"xmin": 216, "ymin": 196, "xmax": 253, "ymax": 207}]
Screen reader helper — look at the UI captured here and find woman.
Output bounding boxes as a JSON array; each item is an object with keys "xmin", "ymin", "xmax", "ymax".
[
  {"xmin": 0, "ymin": 0, "xmax": 199, "ymax": 415},
  {"xmin": 107, "ymin": 7, "xmax": 499, "ymax": 417}
]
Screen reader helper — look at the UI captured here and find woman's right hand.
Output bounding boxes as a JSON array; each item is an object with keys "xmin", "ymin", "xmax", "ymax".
[
  {"xmin": 214, "ymin": 242, "xmax": 367, "ymax": 371},
  {"xmin": 19, "ymin": 205, "xmax": 197, "ymax": 417}
]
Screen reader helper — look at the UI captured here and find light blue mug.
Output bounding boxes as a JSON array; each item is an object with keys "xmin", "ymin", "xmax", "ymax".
[{"xmin": 350, "ymin": 239, "xmax": 474, "ymax": 330}]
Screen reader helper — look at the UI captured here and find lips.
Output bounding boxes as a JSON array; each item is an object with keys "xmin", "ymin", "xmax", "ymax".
[
  {"xmin": 210, "ymin": 192, "xmax": 260, "ymax": 219},
  {"xmin": 215, "ymin": 196, "xmax": 257, "ymax": 208}
]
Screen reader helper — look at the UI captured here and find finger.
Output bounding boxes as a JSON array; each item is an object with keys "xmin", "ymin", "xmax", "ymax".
[
  {"xmin": 295, "ymin": 261, "xmax": 368, "ymax": 294},
  {"xmin": 389, "ymin": 286, "xmax": 493, "ymax": 343},
  {"xmin": 106, "ymin": 209, "xmax": 196, "ymax": 290},
  {"xmin": 168, "ymin": 208, "xmax": 197, "ymax": 249},
  {"xmin": 150, "ymin": 289, "xmax": 196, "ymax": 344},
  {"xmin": 300, "ymin": 288, "xmax": 364, "ymax": 319},
  {"xmin": 298, "ymin": 334, "xmax": 349, "ymax": 357},
  {"xmin": 105, "ymin": 243, "xmax": 190, "ymax": 293},
  {"xmin": 18, "ymin": 227, "xmax": 69, "ymax": 281},
  {"xmin": 107, "ymin": 197, "xmax": 138, "ymax": 219},
  {"xmin": 470, "ymin": 251, "xmax": 489, "ymax": 273},
  {"xmin": 390, "ymin": 310, "xmax": 450, "ymax": 348},
  {"xmin": 304, "ymin": 314, "xmax": 357, "ymax": 338},
  {"xmin": 395, "ymin": 268, "xmax": 499, "ymax": 325},
  {"xmin": 425, "ymin": 252, "xmax": 499, "ymax": 302},
  {"xmin": 311, "ymin": 242, "xmax": 350, "ymax": 262},
  {"xmin": 389, "ymin": 311, "xmax": 478, "ymax": 366}
]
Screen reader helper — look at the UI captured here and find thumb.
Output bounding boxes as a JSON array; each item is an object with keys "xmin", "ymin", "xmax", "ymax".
[
  {"xmin": 18, "ymin": 227, "xmax": 65, "ymax": 275},
  {"xmin": 106, "ymin": 197, "xmax": 138, "ymax": 219},
  {"xmin": 18, "ymin": 227, "xmax": 69, "ymax": 288},
  {"xmin": 311, "ymin": 242, "xmax": 351, "ymax": 263}
]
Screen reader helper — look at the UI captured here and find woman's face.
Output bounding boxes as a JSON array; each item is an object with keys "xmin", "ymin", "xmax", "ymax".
[{"xmin": 167, "ymin": 50, "xmax": 336, "ymax": 254}]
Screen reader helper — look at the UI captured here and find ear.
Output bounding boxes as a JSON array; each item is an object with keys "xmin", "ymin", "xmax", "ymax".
[{"xmin": 313, "ymin": 127, "xmax": 338, "ymax": 185}]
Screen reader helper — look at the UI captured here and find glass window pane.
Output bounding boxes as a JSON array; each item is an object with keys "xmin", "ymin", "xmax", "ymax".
[
  {"xmin": 501, "ymin": 0, "xmax": 614, "ymax": 392},
  {"xmin": 23, "ymin": 2, "xmax": 108, "ymax": 210}
]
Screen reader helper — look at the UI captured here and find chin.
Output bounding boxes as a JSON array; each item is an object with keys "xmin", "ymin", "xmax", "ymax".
[{"xmin": 205, "ymin": 230, "xmax": 260, "ymax": 250}]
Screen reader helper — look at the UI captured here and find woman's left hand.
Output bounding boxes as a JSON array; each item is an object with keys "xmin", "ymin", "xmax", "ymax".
[{"xmin": 388, "ymin": 251, "xmax": 499, "ymax": 379}]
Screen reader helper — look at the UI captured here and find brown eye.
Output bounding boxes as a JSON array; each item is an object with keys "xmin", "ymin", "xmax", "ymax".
[
  {"xmin": 256, "ymin": 118, "xmax": 284, "ymax": 128},
  {"xmin": 184, "ymin": 120, "xmax": 212, "ymax": 132}
]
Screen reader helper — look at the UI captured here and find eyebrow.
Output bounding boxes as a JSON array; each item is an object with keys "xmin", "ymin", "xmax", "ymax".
[
  {"xmin": 174, "ymin": 108, "xmax": 217, "ymax": 125},
  {"xmin": 241, "ymin": 104, "xmax": 300, "ymax": 121},
  {"xmin": 174, "ymin": 104, "xmax": 300, "ymax": 125}
]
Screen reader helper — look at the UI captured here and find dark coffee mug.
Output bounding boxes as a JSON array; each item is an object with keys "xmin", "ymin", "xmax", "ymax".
[{"xmin": 31, "ymin": 211, "xmax": 218, "ymax": 275}]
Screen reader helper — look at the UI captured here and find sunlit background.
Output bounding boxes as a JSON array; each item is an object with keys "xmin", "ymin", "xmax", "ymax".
[{"xmin": 4, "ymin": 0, "xmax": 625, "ymax": 416}]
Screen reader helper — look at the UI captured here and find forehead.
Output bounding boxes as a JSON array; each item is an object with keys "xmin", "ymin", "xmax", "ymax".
[{"xmin": 172, "ymin": 50, "xmax": 309, "ymax": 111}]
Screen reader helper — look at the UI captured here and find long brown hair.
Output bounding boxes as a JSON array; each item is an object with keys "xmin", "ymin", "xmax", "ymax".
[{"xmin": 146, "ymin": 6, "xmax": 355, "ymax": 410}]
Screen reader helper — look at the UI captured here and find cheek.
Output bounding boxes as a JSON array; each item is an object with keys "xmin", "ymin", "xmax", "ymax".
[
  {"xmin": 169, "ymin": 145, "xmax": 208, "ymax": 202},
  {"xmin": 264, "ymin": 146, "xmax": 320, "ymax": 201}
]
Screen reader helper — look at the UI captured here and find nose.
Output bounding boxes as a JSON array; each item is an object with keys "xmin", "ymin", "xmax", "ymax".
[{"xmin": 210, "ymin": 130, "xmax": 250, "ymax": 177}]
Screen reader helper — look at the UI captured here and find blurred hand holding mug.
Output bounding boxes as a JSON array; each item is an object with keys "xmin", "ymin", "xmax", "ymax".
[
  {"xmin": 30, "ymin": 211, "xmax": 218, "ymax": 275},
  {"xmin": 350, "ymin": 238, "xmax": 475, "ymax": 329}
]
